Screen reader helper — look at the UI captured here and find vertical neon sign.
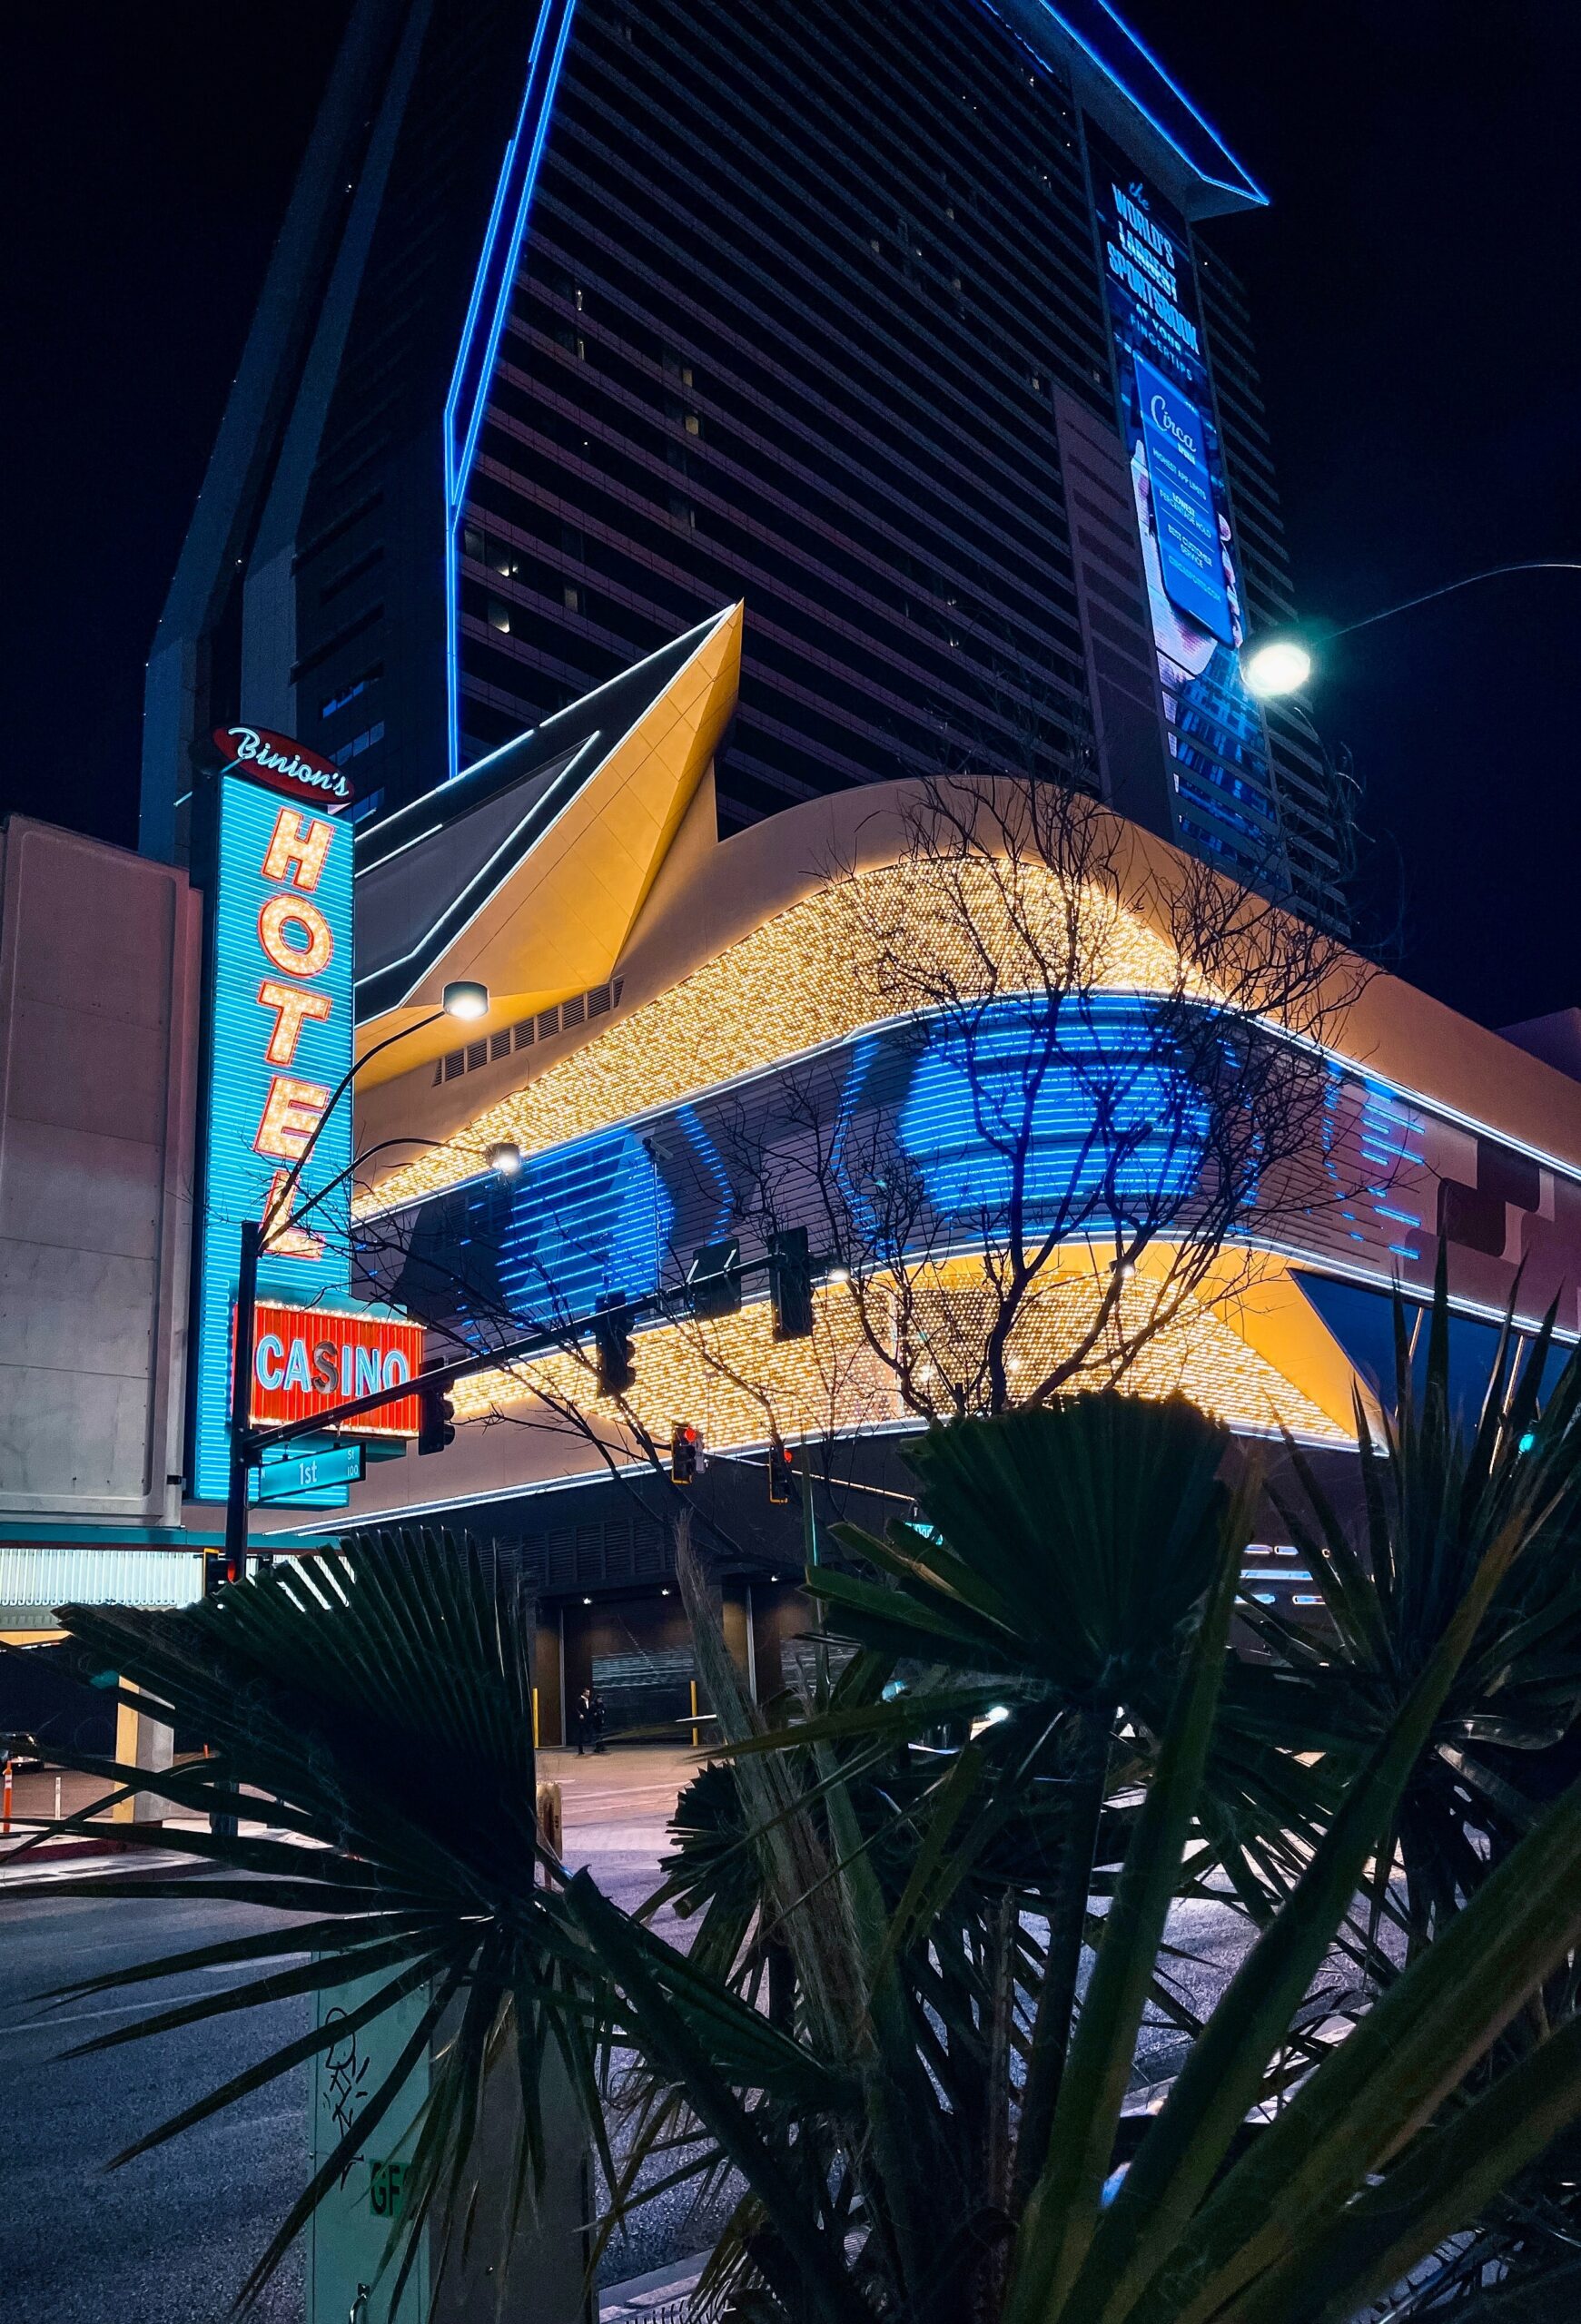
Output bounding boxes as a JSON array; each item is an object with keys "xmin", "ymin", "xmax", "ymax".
[{"xmin": 193, "ymin": 773, "xmax": 354, "ymax": 1502}]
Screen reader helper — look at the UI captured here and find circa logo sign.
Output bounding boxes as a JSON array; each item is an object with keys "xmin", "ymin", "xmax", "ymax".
[
  {"xmin": 212, "ymin": 724, "xmax": 353, "ymax": 809},
  {"xmin": 1148, "ymin": 392, "xmax": 1196, "ymax": 451}
]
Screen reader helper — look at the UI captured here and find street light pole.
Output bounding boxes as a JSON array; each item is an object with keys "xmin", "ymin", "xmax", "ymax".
[
  {"xmin": 218, "ymin": 981, "xmax": 492, "ymax": 1594},
  {"xmin": 1241, "ymin": 558, "xmax": 1581, "ymax": 699}
]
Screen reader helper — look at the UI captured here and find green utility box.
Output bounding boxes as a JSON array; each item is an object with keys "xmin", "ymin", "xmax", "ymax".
[{"xmin": 307, "ymin": 1966, "xmax": 593, "ymax": 2324}]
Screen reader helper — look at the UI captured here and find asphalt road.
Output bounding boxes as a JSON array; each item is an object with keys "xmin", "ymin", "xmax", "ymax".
[
  {"xmin": 0, "ymin": 1886, "xmax": 311, "ymax": 2323},
  {"xmin": 0, "ymin": 1748, "xmax": 697, "ymax": 2324}
]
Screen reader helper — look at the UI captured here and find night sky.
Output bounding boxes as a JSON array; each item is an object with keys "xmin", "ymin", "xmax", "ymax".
[{"xmin": 5, "ymin": 4, "xmax": 1577, "ymax": 1028}]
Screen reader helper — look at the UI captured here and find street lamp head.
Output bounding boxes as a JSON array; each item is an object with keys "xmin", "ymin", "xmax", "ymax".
[
  {"xmin": 486, "ymin": 1139, "xmax": 523, "ymax": 1177},
  {"xmin": 442, "ymin": 980, "xmax": 489, "ymax": 1020},
  {"xmin": 1240, "ymin": 635, "xmax": 1313, "ymax": 699}
]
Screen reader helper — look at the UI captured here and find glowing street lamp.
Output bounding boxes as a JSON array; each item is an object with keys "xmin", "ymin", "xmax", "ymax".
[{"xmin": 1241, "ymin": 635, "xmax": 1314, "ymax": 700}]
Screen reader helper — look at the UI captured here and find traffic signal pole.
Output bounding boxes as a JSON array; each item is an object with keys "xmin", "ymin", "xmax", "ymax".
[
  {"xmin": 233, "ymin": 1241, "xmax": 837, "ymax": 1475},
  {"xmin": 222, "ymin": 1216, "xmax": 262, "ymax": 1587},
  {"xmin": 214, "ymin": 1002, "xmax": 467, "ymax": 1594}
]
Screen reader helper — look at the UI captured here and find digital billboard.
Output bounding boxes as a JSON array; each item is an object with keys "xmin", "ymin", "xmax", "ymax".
[
  {"xmin": 1085, "ymin": 123, "xmax": 1280, "ymax": 873},
  {"xmin": 192, "ymin": 773, "xmax": 355, "ymax": 1502}
]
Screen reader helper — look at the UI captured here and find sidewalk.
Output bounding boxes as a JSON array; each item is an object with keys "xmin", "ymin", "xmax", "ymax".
[
  {"xmin": 1, "ymin": 1742, "xmax": 699, "ymax": 1886},
  {"xmin": 0, "ymin": 1763, "xmax": 287, "ymax": 1881},
  {"xmin": 4, "ymin": 1764, "xmax": 124, "ymax": 1827}
]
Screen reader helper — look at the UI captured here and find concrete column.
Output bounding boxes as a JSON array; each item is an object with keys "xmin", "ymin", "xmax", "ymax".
[{"xmin": 112, "ymin": 1685, "xmax": 173, "ymax": 1825}]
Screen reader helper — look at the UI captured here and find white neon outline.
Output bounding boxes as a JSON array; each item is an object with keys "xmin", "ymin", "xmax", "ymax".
[
  {"xmin": 355, "ymin": 724, "xmax": 547, "ymax": 851},
  {"xmin": 352, "ymin": 822, "xmax": 442, "ymax": 878},
  {"xmin": 440, "ymin": 598, "xmax": 732, "ymax": 805},
  {"xmin": 358, "ymin": 603, "xmax": 736, "ymax": 1011},
  {"xmin": 538, "ymin": 605, "xmax": 736, "ymax": 725}
]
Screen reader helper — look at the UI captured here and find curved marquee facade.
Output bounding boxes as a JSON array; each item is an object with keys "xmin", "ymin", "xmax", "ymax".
[{"xmin": 309, "ymin": 651, "xmax": 1581, "ymax": 1531}]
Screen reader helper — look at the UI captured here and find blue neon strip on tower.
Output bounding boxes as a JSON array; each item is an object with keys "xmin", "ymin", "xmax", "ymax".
[
  {"xmin": 991, "ymin": 0, "xmax": 1267, "ymax": 208},
  {"xmin": 1086, "ymin": 117, "xmax": 1280, "ymax": 874},
  {"xmin": 443, "ymin": 0, "xmax": 580, "ymax": 780}
]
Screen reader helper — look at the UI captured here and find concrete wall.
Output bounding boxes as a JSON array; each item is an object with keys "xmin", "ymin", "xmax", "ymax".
[{"xmin": 0, "ymin": 818, "xmax": 202, "ymax": 1522}]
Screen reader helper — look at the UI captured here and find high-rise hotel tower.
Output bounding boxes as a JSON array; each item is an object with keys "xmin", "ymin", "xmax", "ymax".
[{"xmin": 143, "ymin": 0, "xmax": 1347, "ymax": 923}]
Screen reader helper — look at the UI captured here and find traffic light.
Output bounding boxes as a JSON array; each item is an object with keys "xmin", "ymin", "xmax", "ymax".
[
  {"xmin": 768, "ymin": 1226, "xmax": 814, "ymax": 1340},
  {"xmin": 417, "ymin": 1369, "xmax": 456, "ymax": 1455},
  {"xmin": 203, "ymin": 1549, "xmax": 240, "ymax": 1596},
  {"xmin": 767, "ymin": 1436, "xmax": 795, "ymax": 1503},
  {"xmin": 593, "ymin": 1295, "xmax": 637, "ymax": 1399},
  {"xmin": 671, "ymin": 1421, "xmax": 702, "ymax": 1484},
  {"xmin": 687, "ymin": 1238, "xmax": 741, "ymax": 1319}
]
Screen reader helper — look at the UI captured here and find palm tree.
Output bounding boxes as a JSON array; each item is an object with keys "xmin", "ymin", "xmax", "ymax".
[
  {"xmin": 1216, "ymin": 1266, "xmax": 1581, "ymax": 2305},
  {"xmin": 1228, "ymin": 1267, "xmax": 1581, "ymax": 1951},
  {"xmin": 11, "ymin": 1393, "xmax": 1581, "ymax": 2322}
]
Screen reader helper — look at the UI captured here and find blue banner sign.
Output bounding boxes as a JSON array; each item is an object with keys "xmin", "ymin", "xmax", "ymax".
[
  {"xmin": 253, "ymin": 1443, "xmax": 365, "ymax": 1504},
  {"xmin": 1133, "ymin": 354, "xmax": 1234, "ymax": 645}
]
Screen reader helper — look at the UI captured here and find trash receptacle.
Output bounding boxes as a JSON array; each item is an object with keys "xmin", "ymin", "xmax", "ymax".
[{"xmin": 307, "ymin": 1964, "xmax": 592, "ymax": 2324}]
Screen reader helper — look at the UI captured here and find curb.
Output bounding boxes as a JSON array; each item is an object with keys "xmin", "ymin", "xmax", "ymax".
[
  {"xmin": 0, "ymin": 1851, "xmax": 210, "ymax": 1886},
  {"xmin": 2, "ymin": 1833, "xmax": 155, "ymax": 1866},
  {"xmin": 599, "ymin": 2254, "xmax": 707, "ymax": 2320}
]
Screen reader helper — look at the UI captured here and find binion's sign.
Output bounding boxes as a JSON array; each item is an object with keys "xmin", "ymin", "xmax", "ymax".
[
  {"xmin": 212, "ymin": 724, "xmax": 355, "ymax": 810},
  {"xmin": 248, "ymin": 1301, "xmax": 424, "ymax": 1438},
  {"xmin": 193, "ymin": 771, "xmax": 357, "ymax": 1502}
]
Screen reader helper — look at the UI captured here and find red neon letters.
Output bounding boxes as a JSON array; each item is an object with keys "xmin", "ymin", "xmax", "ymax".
[{"xmin": 250, "ymin": 806, "xmax": 339, "ymax": 1242}]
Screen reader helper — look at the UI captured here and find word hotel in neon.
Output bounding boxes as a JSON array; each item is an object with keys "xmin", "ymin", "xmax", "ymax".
[{"xmin": 250, "ymin": 803, "xmax": 341, "ymax": 1260}]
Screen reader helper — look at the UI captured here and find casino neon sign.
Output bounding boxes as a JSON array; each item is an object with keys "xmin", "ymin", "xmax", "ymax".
[
  {"xmin": 247, "ymin": 1300, "xmax": 424, "ymax": 1437},
  {"xmin": 193, "ymin": 767, "xmax": 363, "ymax": 1502}
]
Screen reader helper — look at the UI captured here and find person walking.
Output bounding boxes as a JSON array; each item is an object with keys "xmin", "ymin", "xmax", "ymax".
[{"xmin": 587, "ymin": 1684, "xmax": 608, "ymax": 1755}]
